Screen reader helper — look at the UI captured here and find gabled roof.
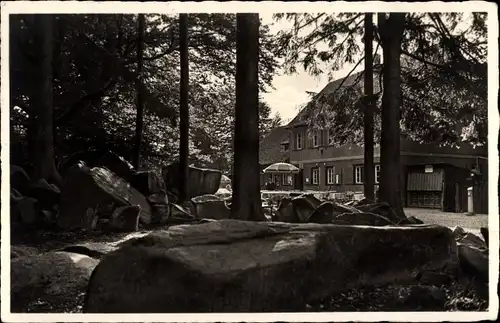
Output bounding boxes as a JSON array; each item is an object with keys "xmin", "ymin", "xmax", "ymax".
[
  {"xmin": 259, "ymin": 126, "xmax": 290, "ymax": 165},
  {"xmin": 288, "ymin": 68, "xmax": 382, "ymax": 128}
]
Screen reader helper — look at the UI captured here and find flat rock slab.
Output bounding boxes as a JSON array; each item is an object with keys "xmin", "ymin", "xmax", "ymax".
[
  {"xmin": 84, "ymin": 220, "xmax": 458, "ymax": 313},
  {"xmin": 11, "ymin": 251, "xmax": 99, "ymax": 312}
]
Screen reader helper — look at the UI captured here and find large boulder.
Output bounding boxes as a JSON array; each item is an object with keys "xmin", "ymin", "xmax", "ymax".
[
  {"xmin": 11, "ymin": 251, "xmax": 99, "ymax": 312},
  {"xmin": 11, "ymin": 165, "xmax": 31, "ymax": 195},
  {"xmin": 11, "ymin": 195, "xmax": 39, "ymax": 225},
  {"xmin": 333, "ymin": 212, "xmax": 395, "ymax": 226},
  {"xmin": 59, "ymin": 150, "xmax": 135, "ymax": 182},
  {"xmin": 58, "ymin": 165, "xmax": 152, "ymax": 230},
  {"xmin": 191, "ymin": 195, "xmax": 230, "ymax": 220},
  {"xmin": 480, "ymin": 227, "xmax": 488, "ymax": 247},
  {"xmin": 84, "ymin": 220, "xmax": 458, "ymax": 313},
  {"xmin": 291, "ymin": 196, "xmax": 318, "ymax": 222},
  {"xmin": 109, "ymin": 205, "xmax": 141, "ymax": 232},
  {"xmin": 457, "ymin": 243, "xmax": 488, "ymax": 281},
  {"xmin": 308, "ymin": 201, "xmax": 361, "ymax": 224},
  {"xmin": 356, "ymin": 202, "xmax": 403, "ymax": 223},
  {"xmin": 274, "ymin": 197, "xmax": 299, "ymax": 223},
  {"xmin": 458, "ymin": 232, "xmax": 487, "ymax": 249},
  {"xmin": 28, "ymin": 178, "xmax": 61, "ymax": 210},
  {"xmin": 130, "ymin": 170, "xmax": 166, "ymax": 196},
  {"xmin": 161, "ymin": 163, "xmax": 222, "ymax": 199},
  {"xmin": 169, "ymin": 203, "xmax": 197, "ymax": 224}
]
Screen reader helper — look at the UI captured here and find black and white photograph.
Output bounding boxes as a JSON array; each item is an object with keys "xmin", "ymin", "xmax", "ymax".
[{"xmin": 1, "ymin": 1, "xmax": 498, "ymax": 321}]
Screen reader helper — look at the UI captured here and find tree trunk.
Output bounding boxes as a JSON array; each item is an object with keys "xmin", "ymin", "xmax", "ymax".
[
  {"xmin": 32, "ymin": 14, "xmax": 62, "ymax": 187},
  {"xmin": 363, "ymin": 13, "xmax": 375, "ymax": 202},
  {"xmin": 178, "ymin": 13, "xmax": 190, "ymax": 203},
  {"xmin": 133, "ymin": 14, "xmax": 145, "ymax": 170},
  {"xmin": 377, "ymin": 13, "xmax": 406, "ymax": 219},
  {"xmin": 231, "ymin": 13, "xmax": 266, "ymax": 221}
]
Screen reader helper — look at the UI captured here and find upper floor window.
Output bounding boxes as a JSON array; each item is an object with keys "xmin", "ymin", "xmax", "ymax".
[
  {"xmin": 312, "ymin": 131, "xmax": 319, "ymax": 147},
  {"xmin": 327, "ymin": 129, "xmax": 335, "ymax": 145},
  {"xmin": 296, "ymin": 132, "xmax": 303, "ymax": 150}
]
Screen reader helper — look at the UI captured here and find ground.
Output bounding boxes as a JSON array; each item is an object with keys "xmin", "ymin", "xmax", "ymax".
[{"xmin": 404, "ymin": 208, "xmax": 488, "ymax": 235}]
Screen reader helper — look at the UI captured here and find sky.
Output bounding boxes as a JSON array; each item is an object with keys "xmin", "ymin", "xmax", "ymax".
[{"xmin": 260, "ymin": 13, "xmax": 363, "ymax": 124}]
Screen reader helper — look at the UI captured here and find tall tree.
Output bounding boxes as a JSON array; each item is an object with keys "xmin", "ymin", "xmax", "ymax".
[
  {"xmin": 231, "ymin": 13, "xmax": 266, "ymax": 221},
  {"xmin": 363, "ymin": 13, "xmax": 375, "ymax": 201},
  {"xmin": 377, "ymin": 13, "xmax": 406, "ymax": 219},
  {"xmin": 31, "ymin": 14, "xmax": 62, "ymax": 186},
  {"xmin": 179, "ymin": 13, "xmax": 190, "ymax": 202},
  {"xmin": 133, "ymin": 14, "xmax": 145, "ymax": 169}
]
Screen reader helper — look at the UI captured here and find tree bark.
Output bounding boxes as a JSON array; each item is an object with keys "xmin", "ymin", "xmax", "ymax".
[
  {"xmin": 133, "ymin": 14, "xmax": 145, "ymax": 170},
  {"xmin": 178, "ymin": 13, "xmax": 190, "ymax": 203},
  {"xmin": 231, "ymin": 13, "xmax": 266, "ymax": 221},
  {"xmin": 377, "ymin": 13, "xmax": 406, "ymax": 219},
  {"xmin": 363, "ymin": 13, "xmax": 375, "ymax": 202},
  {"xmin": 32, "ymin": 14, "xmax": 62, "ymax": 187}
]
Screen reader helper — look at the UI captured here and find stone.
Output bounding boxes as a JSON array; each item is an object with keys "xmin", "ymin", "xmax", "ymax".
[
  {"xmin": 291, "ymin": 196, "xmax": 317, "ymax": 222},
  {"xmin": 480, "ymin": 227, "xmax": 488, "ymax": 247},
  {"xmin": 58, "ymin": 165, "xmax": 152, "ymax": 230},
  {"xmin": 83, "ymin": 220, "xmax": 458, "ymax": 313},
  {"xmin": 11, "ymin": 251, "xmax": 99, "ymax": 312},
  {"xmin": 60, "ymin": 242, "xmax": 117, "ymax": 259},
  {"xmin": 352, "ymin": 198, "xmax": 375, "ymax": 207},
  {"xmin": 458, "ymin": 232, "xmax": 487, "ymax": 249},
  {"xmin": 11, "ymin": 165, "xmax": 31, "ymax": 195},
  {"xmin": 151, "ymin": 204, "xmax": 171, "ymax": 225},
  {"xmin": 451, "ymin": 226, "xmax": 466, "ymax": 241},
  {"xmin": 307, "ymin": 201, "xmax": 337, "ymax": 224},
  {"xmin": 169, "ymin": 203, "xmax": 196, "ymax": 224},
  {"xmin": 109, "ymin": 205, "xmax": 141, "ymax": 232},
  {"xmin": 191, "ymin": 198, "xmax": 231, "ymax": 220},
  {"xmin": 28, "ymin": 179, "xmax": 61, "ymax": 210},
  {"xmin": 147, "ymin": 192, "xmax": 169, "ymax": 205},
  {"xmin": 457, "ymin": 243, "xmax": 488, "ymax": 281},
  {"xmin": 406, "ymin": 216, "xmax": 424, "ymax": 225},
  {"xmin": 162, "ymin": 163, "xmax": 222, "ymax": 200},
  {"xmin": 274, "ymin": 197, "xmax": 299, "ymax": 223},
  {"xmin": 11, "ymin": 245, "xmax": 39, "ymax": 259},
  {"xmin": 333, "ymin": 212, "xmax": 394, "ymax": 226},
  {"xmin": 59, "ymin": 149, "xmax": 135, "ymax": 182},
  {"xmin": 356, "ymin": 202, "xmax": 402, "ymax": 223},
  {"xmin": 131, "ymin": 170, "xmax": 166, "ymax": 196},
  {"xmin": 11, "ymin": 196, "xmax": 38, "ymax": 225},
  {"xmin": 297, "ymin": 193, "xmax": 322, "ymax": 209}
]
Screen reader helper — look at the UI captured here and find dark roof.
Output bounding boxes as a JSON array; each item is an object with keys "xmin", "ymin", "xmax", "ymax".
[
  {"xmin": 259, "ymin": 126, "xmax": 290, "ymax": 165},
  {"xmin": 288, "ymin": 68, "xmax": 382, "ymax": 128}
]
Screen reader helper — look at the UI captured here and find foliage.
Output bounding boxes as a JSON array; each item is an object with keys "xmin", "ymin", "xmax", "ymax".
[
  {"xmin": 273, "ymin": 12, "xmax": 487, "ymax": 147},
  {"xmin": 10, "ymin": 14, "xmax": 281, "ymax": 172}
]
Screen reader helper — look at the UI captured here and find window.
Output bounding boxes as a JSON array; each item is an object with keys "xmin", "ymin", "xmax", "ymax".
[
  {"xmin": 312, "ymin": 168, "xmax": 320, "ymax": 185},
  {"xmin": 312, "ymin": 131, "xmax": 319, "ymax": 147},
  {"xmin": 335, "ymin": 174, "xmax": 341, "ymax": 184},
  {"xmin": 282, "ymin": 174, "xmax": 293, "ymax": 185},
  {"xmin": 326, "ymin": 167, "xmax": 335, "ymax": 185},
  {"xmin": 296, "ymin": 132, "xmax": 303, "ymax": 150},
  {"xmin": 354, "ymin": 165, "xmax": 363, "ymax": 184},
  {"xmin": 375, "ymin": 165, "xmax": 381, "ymax": 184},
  {"xmin": 327, "ymin": 129, "xmax": 335, "ymax": 145}
]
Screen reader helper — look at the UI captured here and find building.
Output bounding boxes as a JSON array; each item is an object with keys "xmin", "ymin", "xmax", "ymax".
[
  {"xmin": 260, "ymin": 69, "xmax": 488, "ymax": 214},
  {"xmin": 258, "ymin": 126, "xmax": 301, "ymax": 191}
]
